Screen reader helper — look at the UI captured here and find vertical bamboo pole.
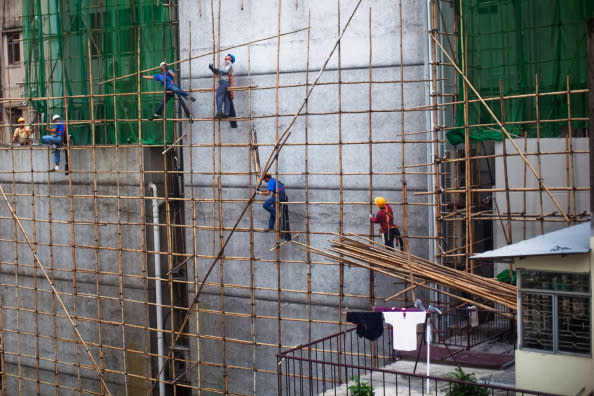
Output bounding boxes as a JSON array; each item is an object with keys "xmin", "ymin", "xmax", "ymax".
[
  {"xmin": 565, "ymin": 76, "xmax": 576, "ymax": 221},
  {"xmin": 521, "ymin": 136, "xmax": 528, "ymax": 240},
  {"xmin": 272, "ymin": 0, "xmax": 284, "ymax": 377},
  {"xmin": 304, "ymin": 6, "xmax": 313, "ymax": 368},
  {"xmin": 398, "ymin": 0, "xmax": 416, "ymax": 299},
  {"xmin": 429, "ymin": 0, "xmax": 444, "ymax": 272},
  {"xmin": 186, "ymin": 19, "xmax": 202, "ymax": 393},
  {"xmin": 246, "ymin": 43, "xmax": 258, "ymax": 396},
  {"xmin": 459, "ymin": 0, "xmax": 474, "ymax": 272},
  {"xmin": 336, "ymin": 0, "xmax": 345, "ymax": 312},
  {"xmin": 87, "ymin": 38, "xmax": 107, "ymax": 389},
  {"xmin": 589, "ymin": 19, "xmax": 594, "ymax": 229},
  {"xmin": 535, "ymin": 75, "xmax": 545, "ymax": 234},
  {"xmin": 336, "ymin": 1, "xmax": 345, "ymax": 383},
  {"xmin": 366, "ymin": 7, "xmax": 375, "ymax": 305},
  {"xmin": 111, "ymin": 54, "xmax": 130, "ymax": 393},
  {"xmin": 499, "ymin": 80, "xmax": 513, "ymax": 245},
  {"xmin": 216, "ymin": 175, "xmax": 228, "ymax": 393},
  {"xmin": 135, "ymin": 25, "xmax": 151, "ymax": 390}
]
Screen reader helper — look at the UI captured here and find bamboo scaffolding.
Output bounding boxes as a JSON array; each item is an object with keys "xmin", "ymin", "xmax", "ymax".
[{"xmin": 0, "ymin": 0, "xmax": 589, "ymax": 394}]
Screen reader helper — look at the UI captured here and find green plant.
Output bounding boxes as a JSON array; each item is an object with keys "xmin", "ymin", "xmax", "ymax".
[
  {"xmin": 348, "ymin": 375, "xmax": 374, "ymax": 396},
  {"xmin": 441, "ymin": 367, "xmax": 489, "ymax": 396}
]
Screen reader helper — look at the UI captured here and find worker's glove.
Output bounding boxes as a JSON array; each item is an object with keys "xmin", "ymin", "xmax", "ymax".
[
  {"xmin": 369, "ymin": 213, "xmax": 374, "ymax": 219},
  {"xmin": 255, "ymin": 190, "xmax": 262, "ymax": 195},
  {"xmin": 208, "ymin": 63, "xmax": 214, "ymax": 71}
]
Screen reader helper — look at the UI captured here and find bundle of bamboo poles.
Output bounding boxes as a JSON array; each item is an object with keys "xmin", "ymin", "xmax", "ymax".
[{"xmin": 297, "ymin": 234, "xmax": 517, "ymax": 312}]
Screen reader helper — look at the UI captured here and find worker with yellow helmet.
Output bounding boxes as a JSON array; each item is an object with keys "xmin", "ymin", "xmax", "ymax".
[
  {"xmin": 11, "ymin": 117, "xmax": 32, "ymax": 145},
  {"xmin": 369, "ymin": 196, "xmax": 404, "ymax": 250}
]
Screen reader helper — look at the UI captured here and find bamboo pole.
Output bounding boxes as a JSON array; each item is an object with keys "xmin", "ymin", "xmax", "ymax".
[
  {"xmin": 430, "ymin": 32, "xmax": 570, "ymax": 223},
  {"xmin": 0, "ymin": 184, "xmax": 113, "ymax": 395},
  {"xmin": 96, "ymin": 27, "xmax": 310, "ymax": 85}
]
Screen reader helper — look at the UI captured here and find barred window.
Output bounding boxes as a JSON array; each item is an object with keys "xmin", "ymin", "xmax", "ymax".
[{"xmin": 520, "ymin": 270, "xmax": 590, "ymax": 355}]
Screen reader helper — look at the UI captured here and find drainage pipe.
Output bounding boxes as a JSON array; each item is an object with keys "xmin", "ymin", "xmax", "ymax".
[{"xmin": 148, "ymin": 182, "xmax": 166, "ymax": 396}]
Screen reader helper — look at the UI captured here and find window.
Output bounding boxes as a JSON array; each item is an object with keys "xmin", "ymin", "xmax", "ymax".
[
  {"xmin": 6, "ymin": 32, "xmax": 21, "ymax": 65},
  {"xmin": 520, "ymin": 270, "xmax": 590, "ymax": 355}
]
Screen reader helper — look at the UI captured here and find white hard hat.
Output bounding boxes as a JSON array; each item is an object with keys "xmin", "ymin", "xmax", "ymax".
[
  {"xmin": 159, "ymin": 62, "xmax": 168, "ymax": 68},
  {"xmin": 52, "ymin": 114, "xmax": 61, "ymax": 121}
]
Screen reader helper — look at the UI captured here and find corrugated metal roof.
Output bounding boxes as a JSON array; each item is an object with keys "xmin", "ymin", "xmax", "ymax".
[{"xmin": 471, "ymin": 222, "xmax": 591, "ymax": 259}]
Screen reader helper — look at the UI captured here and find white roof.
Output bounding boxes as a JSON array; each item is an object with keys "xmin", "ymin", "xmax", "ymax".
[{"xmin": 471, "ymin": 222, "xmax": 591, "ymax": 259}]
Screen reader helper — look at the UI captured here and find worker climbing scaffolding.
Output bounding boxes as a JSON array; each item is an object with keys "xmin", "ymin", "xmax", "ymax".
[
  {"xmin": 370, "ymin": 196, "xmax": 404, "ymax": 250},
  {"xmin": 41, "ymin": 115, "xmax": 67, "ymax": 172},
  {"xmin": 143, "ymin": 62, "xmax": 195, "ymax": 123},
  {"xmin": 208, "ymin": 53, "xmax": 238, "ymax": 127},
  {"xmin": 257, "ymin": 174, "xmax": 291, "ymax": 241}
]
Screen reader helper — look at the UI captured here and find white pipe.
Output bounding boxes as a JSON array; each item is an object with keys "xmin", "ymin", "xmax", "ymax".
[
  {"xmin": 426, "ymin": 320, "xmax": 432, "ymax": 392},
  {"xmin": 148, "ymin": 183, "xmax": 166, "ymax": 396},
  {"xmin": 425, "ymin": 0, "xmax": 437, "ymax": 268}
]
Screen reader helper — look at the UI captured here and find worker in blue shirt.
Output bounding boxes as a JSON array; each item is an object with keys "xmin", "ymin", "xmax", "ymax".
[
  {"xmin": 41, "ymin": 114, "xmax": 67, "ymax": 171},
  {"xmin": 142, "ymin": 62, "xmax": 195, "ymax": 122},
  {"xmin": 257, "ymin": 174, "xmax": 288, "ymax": 231}
]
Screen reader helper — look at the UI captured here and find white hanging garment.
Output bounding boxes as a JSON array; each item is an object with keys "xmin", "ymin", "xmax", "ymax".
[{"xmin": 383, "ymin": 311, "xmax": 427, "ymax": 351}]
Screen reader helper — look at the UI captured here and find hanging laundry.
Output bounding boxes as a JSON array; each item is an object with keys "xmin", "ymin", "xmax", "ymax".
[
  {"xmin": 382, "ymin": 310, "xmax": 426, "ymax": 351},
  {"xmin": 346, "ymin": 311, "xmax": 384, "ymax": 341}
]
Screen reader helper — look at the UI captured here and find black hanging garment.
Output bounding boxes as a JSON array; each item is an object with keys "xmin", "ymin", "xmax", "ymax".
[{"xmin": 346, "ymin": 311, "xmax": 384, "ymax": 341}]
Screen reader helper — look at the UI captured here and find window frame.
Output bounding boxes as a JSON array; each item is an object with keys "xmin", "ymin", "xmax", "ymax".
[
  {"xmin": 5, "ymin": 31, "xmax": 21, "ymax": 65},
  {"xmin": 518, "ymin": 269, "xmax": 591, "ymax": 356}
]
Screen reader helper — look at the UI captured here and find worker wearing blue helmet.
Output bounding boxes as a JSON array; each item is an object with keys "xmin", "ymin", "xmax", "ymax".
[{"xmin": 208, "ymin": 54, "xmax": 235, "ymax": 118}]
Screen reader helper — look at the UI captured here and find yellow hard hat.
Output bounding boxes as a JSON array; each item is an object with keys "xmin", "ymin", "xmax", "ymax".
[
  {"xmin": 17, "ymin": 117, "xmax": 24, "ymax": 123},
  {"xmin": 374, "ymin": 196, "xmax": 387, "ymax": 208}
]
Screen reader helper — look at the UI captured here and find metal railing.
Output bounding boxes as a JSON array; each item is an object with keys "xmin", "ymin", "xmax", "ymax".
[
  {"xmin": 437, "ymin": 306, "xmax": 516, "ymax": 350},
  {"xmin": 277, "ymin": 324, "xmax": 558, "ymax": 396}
]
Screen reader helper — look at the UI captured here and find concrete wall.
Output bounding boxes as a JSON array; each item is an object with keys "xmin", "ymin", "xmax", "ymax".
[
  {"xmin": 0, "ymin": 146, "xmax": 158, "ymax": 394},
  {"xmin": 493, "ymin": 138, "xmax": 590, "ymax": 273},
  {"xmin": 179, "ymin": 0, "xmax": 432, "ymax": 393}
]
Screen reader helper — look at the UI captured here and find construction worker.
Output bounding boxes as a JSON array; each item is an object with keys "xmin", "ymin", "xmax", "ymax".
[
  {"xmin": 370, "ymin": 196, "xmax": 404, "ymax": 250},
  {"xmin": 41, "ymin": 114, "xmax": 67, "ymax": 171},
  {"xmin": 142, "ymin": 62, "xmax": 195, "ymax": 122},
  {"xmin": 256, "ymin": 173, "xmax": 287, "ymax": 232},
  {"xmin": 11, "ymin": 117, "xmax": 32, "ymax": 145},
  {"xmin": 208, "ymin": 54, "xmax": 235, "ymax": 118}
]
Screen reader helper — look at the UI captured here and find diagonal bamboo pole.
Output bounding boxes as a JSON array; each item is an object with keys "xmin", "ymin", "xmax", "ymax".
[
  {"xmin": 148, "ymin": 2, "xmax": 365, "ymax": 392},
  {"xmin": 97, "ymin": 27, "xmax": 309, "ymax": 85},
  {"xmin": 429, "ymin": 32, "xmax": 569, "ymax": 223},
  {"xmin": 0, "ymin": 184, "xmax": 113, "ymax": 395}
]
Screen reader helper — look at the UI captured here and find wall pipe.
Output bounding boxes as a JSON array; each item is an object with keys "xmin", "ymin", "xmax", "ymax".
[{"xmin": 148, "ymin": 182, "xmax": 166, "ymax": 396}]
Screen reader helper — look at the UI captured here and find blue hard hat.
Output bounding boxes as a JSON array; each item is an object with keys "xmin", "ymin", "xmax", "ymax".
[{"xmin": 227, "ymin": 53, "xmax": 235, "ymax": 63}]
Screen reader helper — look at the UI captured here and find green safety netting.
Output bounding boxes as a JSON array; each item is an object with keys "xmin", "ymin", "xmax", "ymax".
[
  {"xmin": 448, "ymin": 0, "xmax": 593, "ymax": 146},
  {"xmin": 23, "ymin": 0, "xmax": 176, "ymax": 145}
]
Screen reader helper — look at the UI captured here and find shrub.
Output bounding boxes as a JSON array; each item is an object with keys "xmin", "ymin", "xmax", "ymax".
[
  {"xmin": 348, "ymin": 375, "xmax": 374, "ymax": 396},
  {"xmin": 441, "ymin": 367, "xmax": 490, "ymax": 396}
]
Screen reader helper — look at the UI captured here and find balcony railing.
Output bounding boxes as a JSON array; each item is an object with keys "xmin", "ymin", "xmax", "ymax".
[{"xmin": 277, "ymin": 314, "xmax": 558, "ymax": 396}]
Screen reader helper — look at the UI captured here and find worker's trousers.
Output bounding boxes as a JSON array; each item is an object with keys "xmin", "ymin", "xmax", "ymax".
[
  {"xmin": 216, "ymin": 80, "xmax": 231, "ymax": 115},
  {"xmin": 155, "ymin": 87, "xmax": 191, "ymax": 118},
  {"xmin": 263, "ymin": 192, "xmax": 287, "ymax": 229},
  {"xmin": 41, "ymin": 135, "xmax": 64, "ymax": 164},
  {"xmin": 383, "ymin": 227, "xmax": 404, "ymax": 250}
]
